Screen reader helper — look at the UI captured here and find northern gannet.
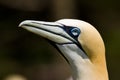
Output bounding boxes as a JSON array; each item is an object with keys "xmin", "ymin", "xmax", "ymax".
[{"xmin": 19, "ymin": 19, "xmax": 109, "ymax": 80}]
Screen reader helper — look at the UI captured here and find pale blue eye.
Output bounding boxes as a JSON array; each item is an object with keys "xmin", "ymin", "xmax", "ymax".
[{"xmin": 71, "ymin": 28, "xmax": 80, "ymax": 37}]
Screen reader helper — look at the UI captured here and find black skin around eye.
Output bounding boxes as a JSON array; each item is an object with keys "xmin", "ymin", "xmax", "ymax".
[
  {"xmin": 58, "ymin": 23, "xmax": 81, "ymax": 40},
  {"xmin": 67, "ymin": 27, "xmax": 80, "ymax": 38}
]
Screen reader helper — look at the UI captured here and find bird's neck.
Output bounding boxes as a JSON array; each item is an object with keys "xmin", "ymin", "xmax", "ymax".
[{"xmin": 56, "ymin": 44, "xmax": 109, "ymax": 80}]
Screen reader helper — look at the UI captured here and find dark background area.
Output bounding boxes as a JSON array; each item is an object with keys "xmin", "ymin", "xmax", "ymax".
[{"xmin": 0, "ymin": 0, "xmax": 120, "ymax": 80}]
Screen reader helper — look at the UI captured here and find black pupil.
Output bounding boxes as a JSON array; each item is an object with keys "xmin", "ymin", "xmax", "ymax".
[
  {"xmin": 71, "ymin": 28, "xmax": 80, "ymax": 37},
  {"xmin": 72, "ymin": 28, "xmax": 78, "ymax": 33}
]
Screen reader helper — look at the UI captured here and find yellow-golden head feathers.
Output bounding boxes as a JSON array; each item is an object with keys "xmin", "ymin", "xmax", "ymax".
[{"xmin": 56, "ymin": 19, "xmax": 105, "ymax": 63}]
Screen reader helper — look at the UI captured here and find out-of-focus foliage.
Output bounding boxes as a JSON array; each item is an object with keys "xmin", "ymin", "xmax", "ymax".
[{"xmin": 0, "ymin": 0, "xmax": 120, "ymax": 80}]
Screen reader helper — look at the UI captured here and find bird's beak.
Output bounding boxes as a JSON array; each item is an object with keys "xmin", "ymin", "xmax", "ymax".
[{"xmin": 19, "ymin": 20, "xmax": 75, "ymax": 44}]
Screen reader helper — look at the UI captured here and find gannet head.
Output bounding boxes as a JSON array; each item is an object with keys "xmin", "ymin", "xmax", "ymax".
[
  {"xmin": 19, "ymin": 19, "xmax": 108, "ymax": 80},
  {"xmin": 19, "ymin": 19, "xmax": 105, "ymax": 63}
]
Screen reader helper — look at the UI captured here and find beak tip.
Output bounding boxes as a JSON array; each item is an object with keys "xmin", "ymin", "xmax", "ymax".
[
  {"xmin": 18, "ymin": 22, "xmax": 23, "ymax": 27},
  {"xmin": 18, "ymin": 20, "xmax": 32, "ymax": 27}
]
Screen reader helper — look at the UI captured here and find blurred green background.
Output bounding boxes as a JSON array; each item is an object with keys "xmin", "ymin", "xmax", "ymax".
[{"xmin": 0, "ymin": 0, "xmax": 120, "ymax": 80}]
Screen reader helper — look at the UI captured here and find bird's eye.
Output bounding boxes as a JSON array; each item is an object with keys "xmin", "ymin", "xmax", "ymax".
[{"xmin": 71, "ymin": 28, "xmax": 80, "ymax": 37}]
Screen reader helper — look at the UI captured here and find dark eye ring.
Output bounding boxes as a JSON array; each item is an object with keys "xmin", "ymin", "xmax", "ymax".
[{"xmin": 71, "ymin": 28, "xmax": 80, "ymax": 37}]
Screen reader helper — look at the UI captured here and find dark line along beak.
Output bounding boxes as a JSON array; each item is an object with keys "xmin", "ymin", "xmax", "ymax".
[{"xmin": 19, "ymin": 20, "xmax": 77, "ymax": 44}]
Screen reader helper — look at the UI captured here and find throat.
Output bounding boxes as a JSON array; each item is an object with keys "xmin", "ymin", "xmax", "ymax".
[
  {"xmin": 56, "ymin": 44, "xmax": 108, "ymax": 80},
  {"xmin": 56, "ymin": 44, "xmax": 91, "ymax": 80}
]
